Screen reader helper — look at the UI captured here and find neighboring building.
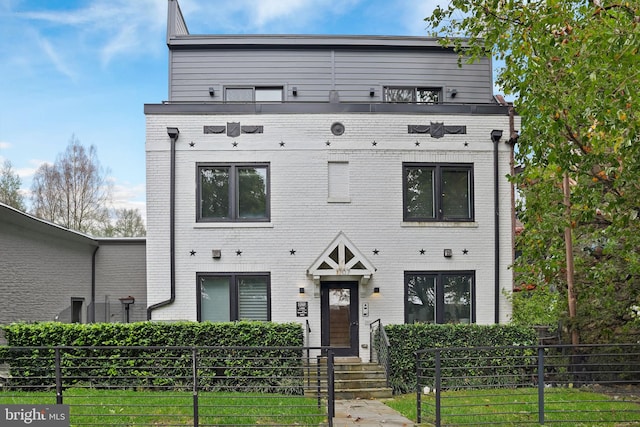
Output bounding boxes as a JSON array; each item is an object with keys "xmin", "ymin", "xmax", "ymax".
[
  {"xmin": 0, "ymin": 203, "xmax": 147, "ymax": 326},
  {"xmin": 144, "ymin": 0, "xmax": 519, "ymax": 359}
]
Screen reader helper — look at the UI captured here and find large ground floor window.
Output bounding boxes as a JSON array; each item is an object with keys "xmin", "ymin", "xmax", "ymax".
[
  {"xmin": 198, "ymin": 273, "xmax": 270, "ymax": 321},
  {"xmin": 405, "ymin": 271, "xmax": 475, "ymax": 324}
]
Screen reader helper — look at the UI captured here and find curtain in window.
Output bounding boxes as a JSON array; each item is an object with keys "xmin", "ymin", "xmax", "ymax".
[
  {"xmin": 201, "ymin": 277, "xmax": 231, "ymax": 322},
  {"xmin": 238, "ymin": 277, "xmax": 268, "ymax": 320}
]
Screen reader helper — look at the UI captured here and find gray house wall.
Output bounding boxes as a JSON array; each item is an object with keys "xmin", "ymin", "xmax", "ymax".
[{"xmin": 0, "ymin": 204, "xmax": 96, "ymax": 325}]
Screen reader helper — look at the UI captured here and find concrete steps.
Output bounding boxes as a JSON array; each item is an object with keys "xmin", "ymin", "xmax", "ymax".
[{"xmin": 305, "ymin": 357, "xmax": 392, "ymax": 400}]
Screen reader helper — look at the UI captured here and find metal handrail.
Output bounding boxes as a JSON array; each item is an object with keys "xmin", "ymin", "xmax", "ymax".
[{"xmin": 370, "ymin": 319, "xmax": 391, "ymax": 388}]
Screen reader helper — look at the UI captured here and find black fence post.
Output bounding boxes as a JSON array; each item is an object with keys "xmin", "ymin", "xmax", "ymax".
[
  {"xmin": 55, "ymin": 347, "xmax": 63, "ymax": 405},
  {"xmin": 416, "ymin": 352, "xmax": 422, "ymax": 424},
  {"xmin": 537, "ymin": 346, "xmax": 545, "ymax": 425},
  {"xmin": 327, "ymin": 350, "xmax": 335, "ymax": 427},
  {"xmin": 435, "ymin": 350, "xmax": 441, "ymax": 427},
  {"xmin": 192, "ymin": 347, "xmax": 199, "ymax": 427}
]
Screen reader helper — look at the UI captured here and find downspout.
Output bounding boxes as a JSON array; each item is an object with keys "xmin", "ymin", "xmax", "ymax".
[
  {"xmin": 90, "ymin": 246, "xmax": 99, "ymax": 323},
  {"xmin": 147, "ymin": 127, "xmax": 179, "ymax": 320},
  {"xmin": 491, "ymin": 129, "xmax": 504, "ymax": 324}
]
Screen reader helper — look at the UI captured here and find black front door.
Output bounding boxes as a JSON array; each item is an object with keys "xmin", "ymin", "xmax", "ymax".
[{"xmin": 321, "ymin": 282, "xmax": 359, "ymax": 357}]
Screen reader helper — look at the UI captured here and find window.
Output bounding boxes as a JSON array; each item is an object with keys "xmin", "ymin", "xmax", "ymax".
[
  {"xmin": 198, "ymin": 274, "xmax": 270, "ymax": 321},
  {"xmin": 198, "ymin": 164, "xmax": 269, "ymax": 222},
  {"xmin": 225, "ymin": 87, "xmax": 283, "ymax": 103},
  {"xmin": 328, "ymin": 161, "xmax": 350, "ymax": 202},
  {"xmin": 403, "ymin": 163, "xmax": 473, "ymax": 221},
  {"xmin": 405, "ymin": 272, "xmax": 474, "ymax": 324},
  {"xmin": 384, "ymin": 87, "xmax": 441, "ymax": 104}
]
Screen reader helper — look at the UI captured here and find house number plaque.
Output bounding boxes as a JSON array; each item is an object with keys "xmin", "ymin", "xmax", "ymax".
[{"xmin": 296, "ymin": 301, "xmax": 308, "ymax": 317}]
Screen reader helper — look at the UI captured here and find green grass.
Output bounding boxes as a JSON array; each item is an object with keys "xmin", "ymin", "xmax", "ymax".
[
  {"xmin": 385, "ymin": 387, "xmax": 640, "ymax": 426},
  {"xmin": 0, "ymin": 388, "xmax": 328, "ymax": 426}
]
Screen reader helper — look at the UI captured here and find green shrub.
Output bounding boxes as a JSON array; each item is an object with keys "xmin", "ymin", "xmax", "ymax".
[{"xmin": 385, "ymin": 323, "xmax": 538, "ymax": 393}]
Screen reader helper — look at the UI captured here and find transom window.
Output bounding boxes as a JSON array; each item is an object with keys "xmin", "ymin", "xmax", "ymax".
[
  {"xmin": 403, "ymin": 163, "xmax": 473, "ymax": 221},
  {"xmin": 198, "ymin": 274, "xmax": 270, "ymax": 322},
  {"xmin": 384, "ymin": 87, "xmax": 441, "ymax": 104},
  {"xmin": 225, "ymin": 87, "xmax": 283, "ymax": 103},
  {"xmin": 198, "ymin": 163, "xmax": 269, "ymax": 222},
  {"xmin": 405, "ymin": 272, "xmax": 475, "ymax": 324}
]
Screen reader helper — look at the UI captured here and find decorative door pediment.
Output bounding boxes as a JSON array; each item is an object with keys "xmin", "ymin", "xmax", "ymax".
[{"xmin": 307, "ymin": 232, "xmax": 376, "ymax": 285}]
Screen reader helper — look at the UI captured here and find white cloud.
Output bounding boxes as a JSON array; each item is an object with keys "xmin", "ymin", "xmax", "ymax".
[
  {"xmin": 111, "ymin": 181, "xmax": 147, "ymax": 220},
  {"xmin": 36, "ymin": 35, "xmax": 77, "ymax": 80},
  {"xmin": 0, "ymin": 142, "xmax": 11, "ymax": 150}
]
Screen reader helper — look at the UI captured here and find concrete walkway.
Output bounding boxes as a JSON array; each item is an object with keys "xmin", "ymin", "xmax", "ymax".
[{"xmin": 333, "ymin": 399, "xmax": 416, "ymax": 426}]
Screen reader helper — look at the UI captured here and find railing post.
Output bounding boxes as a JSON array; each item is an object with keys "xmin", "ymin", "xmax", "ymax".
[
  {"xmin": 327, "ymin": 350, "xmax": 335, "ymax": 426},
  {"xmin": 416, "ymin": 352, "xmax": 422, "ymax": 424},
  {"xmin": 55, "ymin": 347, "xmax": 63, "ymax": 405},
  {"xmin": 537, "ymin": 346, "xmax": 545, "ymax": 425},
  {"xmin": 192, "ymin": 347, "xmax": 199, "ymax": 427},
  {"xmin": 435, "ymin": 350, "xmax": 441, "ymax": 427}
]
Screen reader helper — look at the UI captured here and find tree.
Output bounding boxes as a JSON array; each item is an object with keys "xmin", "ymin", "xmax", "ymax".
[
  {"xmin": 102, "ymin": 208, "xmax": 146, "ymax": 237},
  {"xmin": 31, "ymin": 135, "xmax": 112, "ymax": 235},
  {"xmin": 426, "ymin": 1, "xmax": 640, "ymax": 343},
  {"xmin": 0, "ymin": 159, "xmax": 26, "ymax": 211}
]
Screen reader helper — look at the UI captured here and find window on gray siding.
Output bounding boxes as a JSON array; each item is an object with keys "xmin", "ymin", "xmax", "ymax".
[
  {"xmin": 225, "ymin": 87, "xmax": 283, "ymax": 102},
  {"xmin": 198, "ymin": 164, "xmax": 269, "ymax": 222},
  {"xmin": 405, "ymin": 272, "xmax": 474, "ymax": 324},
  {"xmin": 384, "ymin": 87, "xmax": 441, "ymax": 104},
  {"xmin": 199, "ymin": 274, "xmax": 270, "ymax": 321},
  {"xmin": 403, "ymin": 163, "xmax": 473, "ymax": 221}
]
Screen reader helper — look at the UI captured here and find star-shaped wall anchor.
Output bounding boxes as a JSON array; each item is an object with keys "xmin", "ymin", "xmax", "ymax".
[
  {"xmin": 325, "ymin": 140, "xmax": 331, "ymax": 146},
  {"xmin": 290, "ymin": 249, "xmax": 296, "ymax": 255},
  {"xmin": 190, "ymin": 250, "xmax": 196, "ymax": 256},
  {"xmin": 462, "ymin": 249, "xmax": 469, "ymax": 255},
  {"xmin": 372, "ymin": 140, "xmax": 377, "ymax": 146},
  {"xmin": 236, "ymin": 250, "xmax": 242, "ymax": 256},
  {"xmin": 232, "ymin": 142, "xmax": 239, "ymax": 147},
  {"xmin": 415, "ymin": 141, "xmax": 421, "ymax": 147},
  {"xmin": 419, "ymin": 249, "xmax": 426, "ymax": 255},
  {"xmin": 373, "ymin": 249, "xmax": 379, "ymax": 255},
  {"xmin": 279, "ymin": 141, "xmax": 285, "ymax": 147},
  {"xmin": 189, "ymin": 141, "xmax": 195, "ymax": 147}
]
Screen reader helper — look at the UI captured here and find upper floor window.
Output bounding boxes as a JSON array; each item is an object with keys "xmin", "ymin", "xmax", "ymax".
[
  {"xmin": 198, "ymin": 163, "xmax": 270, "ymax": 222},
  {"xmin": 198, "ymin": 273, "xmax": 270, "ymax": 322},
  {"xmin": 384, "ymin": 87, "xmax": 441, "ymax": 104},
  {"xmin": 403, "ymin": 163, "xmax": 473, "ymax": 222},
  {"xmin": 405, "ymin": 272, "xmax": 475, "ymax": 324},
  {"xmin": 225, "ymin": 87, "xmax": 283, "ymax": 103}
]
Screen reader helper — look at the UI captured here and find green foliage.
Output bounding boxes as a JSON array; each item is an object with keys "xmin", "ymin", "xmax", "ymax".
[
  {"xmin": 1, "ymin": 321, "xmax": 304, "ymax": 393},
  {"xmin": 384, "ymin": 323, "xmax": 537, "ymax": 393},
  {"xmin": 426, "ymin": 1, "xmax": 640, "ymax": 344},
  {"xmin": 509, "ymin": 287, "xmax": 564, "ymax": 328}
]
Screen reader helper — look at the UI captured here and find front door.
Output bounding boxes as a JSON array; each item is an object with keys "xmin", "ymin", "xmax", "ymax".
[{"xmin": 321, "ymin": 282, "xmax": 359, "ymax": 357}]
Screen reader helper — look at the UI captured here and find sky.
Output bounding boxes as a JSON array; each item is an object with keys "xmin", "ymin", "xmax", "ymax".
[{"xmin": 0, "ymin": 0, "xmax": 472, "ymax": 219}]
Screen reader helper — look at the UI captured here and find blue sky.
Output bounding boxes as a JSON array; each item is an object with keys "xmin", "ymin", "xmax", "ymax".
[{"xmin": 0, "ymin": 0, "xmax": 473, "ymax": 218}]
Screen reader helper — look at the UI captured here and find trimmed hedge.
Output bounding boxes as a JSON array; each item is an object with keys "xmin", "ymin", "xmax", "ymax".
[
  {"xmin": 384, "ymin": 323, "xmax": 538, "ymax": 393},
  {"xmin": 1, "ymin": 321, "xmax": 304, "ymax": 393}
]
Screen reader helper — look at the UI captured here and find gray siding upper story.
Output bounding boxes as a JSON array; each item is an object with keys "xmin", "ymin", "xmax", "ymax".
[{"xmin": 165, "ymin": 0, "xmax": 494, "ymax": 105}]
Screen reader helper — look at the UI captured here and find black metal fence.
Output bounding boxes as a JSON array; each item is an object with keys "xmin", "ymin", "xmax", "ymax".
[
  {"xmin": 417, "ymin": 343, "xmax": 640, "ymax": 426},
  {"xmin": 370, "ymin": 319, "xmax": 391, "ymax": 388},
  {"xmin": 0, "ymin": 346, "xmax": 335, "ymax": 426}
]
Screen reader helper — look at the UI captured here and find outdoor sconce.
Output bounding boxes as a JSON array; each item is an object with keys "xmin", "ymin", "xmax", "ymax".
[
  {"xmin": 292, "ymin": 87, "xmax": 298, "ymax": 96},
  {"xmin": 443, "ymin": 249, "xmax": 453, "ymax": 258},
  {"xmin": 119, "ymin": 296, "xmax": 135, "ymax": 323},
  {"xmin": 491, "ymin": 129, "xmax": 503, "ymax": 143},
  {"xmin": 209, "ymin": 87, "xmax": 215, "ymax": 97},
  {"xmin": 299, "ymin": 287, "xmax": 305, "ymax": 294},
  {"xmin": 373, "ymin": 287, "xmax": 380, "ymax": 294},
  {"xmin": 449, "ymin": 88, "xmax": 458, "ymax": 98},
  {"xmin": 212, "ymin": 249, "xmax": 221, "ymax": 259},
  {"xmin": 369, "ymin": 88, "xmax": 375, "ymax": 97},
  {"xmin": 167, "ymin": 127, "xmax": 179, "ymax": 140}
]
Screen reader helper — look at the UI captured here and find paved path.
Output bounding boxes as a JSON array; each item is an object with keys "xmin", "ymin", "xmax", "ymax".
[{"xmin": 333, "ymin": 399, "xmax": 416, "ymax": 426}]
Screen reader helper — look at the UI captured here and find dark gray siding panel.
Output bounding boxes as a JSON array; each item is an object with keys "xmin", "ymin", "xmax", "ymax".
[{"xmin": 169, "ymin": 48, "xmax": 493, "ymax": 103}]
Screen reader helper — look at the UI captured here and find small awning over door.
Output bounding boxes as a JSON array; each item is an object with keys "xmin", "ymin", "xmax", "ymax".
[{"xmin": 307, "ymin": 232, "xmax": 376, "ymax": 285}]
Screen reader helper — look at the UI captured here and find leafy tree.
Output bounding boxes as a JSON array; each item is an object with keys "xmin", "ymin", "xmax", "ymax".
[
  {"xmin": 426, "ymin": 1, "xmax": 640, "ymax": 343},
  {"xmin": 31, "ymin": 135, "xmax": 112, "ymax": 235},
  {"xmin": 102, "ymin": 208, "xmax": 146, "ymax": 237},
  {"xmin": 0, "ymin": 159, "xmax": 26, "ymax": 211}
]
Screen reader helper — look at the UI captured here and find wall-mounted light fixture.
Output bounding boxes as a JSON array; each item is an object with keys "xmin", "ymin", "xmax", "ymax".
[
  {"xmin": 299, "ymin": 287, "xmax": 305, "ymax": 294},
  {"xmin": 292, "ymin": 87, "xmax": 298, "ymax": 96},
  {"xmin": 212, "ymin": 249, "xmax": 221, "ymax": 259},
  {"xmin": 443, "ymin": 249, "xmax": 453, "ymax": 258},
  {"xmin": 209, "ymin": 87, "xmax": 215, "ymax": 97},
  {"xmin": 449, "ymin": 88, "xmax": 458, "ymax": 98},
  {"xmin": 373, "ymin": 287, "xmax": 380, "ymax": 294},
  {"xmin": 369, "ymin": 88, "xmax": 375, "ymax": 97}
]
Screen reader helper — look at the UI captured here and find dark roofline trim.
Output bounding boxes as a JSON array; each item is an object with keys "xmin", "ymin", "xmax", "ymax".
[
  {"xmin": 96, "ymin": 238, "xmax": 146, "ymax": 245},
  {"xmin": 144, "ymin": 102, "xmax": 510, "ymax": 116}
]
